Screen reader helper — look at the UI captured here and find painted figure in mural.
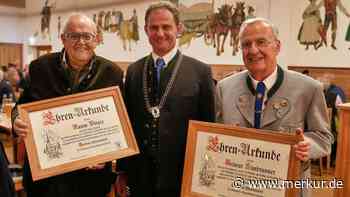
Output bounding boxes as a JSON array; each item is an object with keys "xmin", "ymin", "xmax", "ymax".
[
  {"xmin": 311, "ymin": 0, "xmax": 350, "ymax": 49},
  {"xmin": 41, "ymin": 0, "xmax": 54, "ymax": 40},
  {"xmin": 211, "ymin": 4, "xmax": 233, "ymax": 56},
  {"xmin": 57, "ymin": 16, "xmax": 61, "ymax": 39},
  {"xmin": 230, "ymin": 2, "xmax": 246, "ymax": 55},
  {"xmin": 116, "ymin": 2, "xmax": 215, "ymax": 197},
  {"xmin": 298, "ymin": 0, "xmax": 323, "ymax": 50},
  {"xmin": 111, "ymin": 10, "xmax": 121, "ymax": 32},
  {"xmin": 97, "ymin": 11, "xmax": 106, "ymax": 44},
  {"xmin": 104, "ymin": 11, "xmax": 112, "ymax": 32},
  {"xmin": 97, "ymin": 11, "xmax": 105, "ymax": 31},
  {"xmin": 118, "ymin": 10, "xmax": 139, "ymax": 51},
  {"xmin": 131, "ymin": 9, "xmax": 139, "ymax": 42},
  {"xmin": 246, "ymin": 6, "xmax": 256, "ymax": 20},
  {"xmin": 205, "ymin": 2, "xmax": 252, "ymax": 56},
  {"xmin": 345, "ymin": 22, "xmax": 350, "ymax": 49},
  {"xmin": 93, "ymin": 13, "xmax": 97, "ymax": 24}
]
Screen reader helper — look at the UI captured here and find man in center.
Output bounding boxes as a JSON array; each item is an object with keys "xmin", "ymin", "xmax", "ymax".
[{"xmin": 117, "ymin": 2, "xmax": 215, "ymax": 197}]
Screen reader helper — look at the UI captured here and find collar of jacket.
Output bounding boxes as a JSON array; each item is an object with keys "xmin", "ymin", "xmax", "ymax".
[
  {"xmin": 59, "ymin": 48, "xmax": 98, "ymax": 93},
  {"xmin": 246, "ymin": 65, "xmax": 284, "ymax": 99},
  {"xmin": 60, "ymin": 48, "xmax": 96, "ymax": 72}
]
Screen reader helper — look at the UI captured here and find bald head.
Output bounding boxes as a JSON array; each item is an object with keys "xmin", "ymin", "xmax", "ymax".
[
  {"xmin": 60, "ymin": 13, "xmax": 99, "ymax": 69},
  {"xmin": 239, "ymin": 17, "xmax": 279, "ymax": 40},
  {"xmin": 62, "ymin": 13, "xmax": 97, "ymax": 35}
]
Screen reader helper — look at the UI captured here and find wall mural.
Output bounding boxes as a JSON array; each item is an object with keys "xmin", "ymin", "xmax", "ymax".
[
  {"xmin": 176, "ymin": 1, "xmax": 256, "ymax": 56},
  {"xmin": 57, "ymin": 16, "xmax": 61, "ymax": 39},
  {"xmin": 34, "ymin": 0, "xmax": 140, "ymax": 51},
  {"xmin": 92, "ymin": 9, "xmax": 139, "ymax": 51},
  {"xmin": 346, "ymin": 23, "xmax": 350, "ymax": 49},
  {"xmin": 298, "ymin": 0, "xmax": 350, "ymax": 51},
  {"xmin": 40, "ymin": 0, "xmax": 56, "ymax": 41}
]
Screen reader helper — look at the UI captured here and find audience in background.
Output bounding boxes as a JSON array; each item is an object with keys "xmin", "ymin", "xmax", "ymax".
[
  {"xmin": 0, "ymin": 70, "xmax": 16, "ymax": 105},
  {"xmin": 318, "ymin": 74, "xmax": 346, "ymax": 166},
  {"xmin": 302, "ymin": 69, "xmax": 310, "ymax": 76},
  {"xmin": 7, "ymin": 64, "xmax": 22, "ymax": 92}
]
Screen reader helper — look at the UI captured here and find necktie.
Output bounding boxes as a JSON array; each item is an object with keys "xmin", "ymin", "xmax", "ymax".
[
  {"xmin": 155, "ymin": 58, "xmax": 165, "ymax": 84},
  {"xmin": 254, "ymin": 81, "xmax": 265, "ymax": 129}
]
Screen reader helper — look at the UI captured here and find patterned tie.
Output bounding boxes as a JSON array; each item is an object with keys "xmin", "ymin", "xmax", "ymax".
[
  {"xmin": 155, "ymin": 58, "xmax": 165, "ymax": 84},
  {"xmin": 254, "ymin": 81, "xmax": 266, "ymax": 129}
]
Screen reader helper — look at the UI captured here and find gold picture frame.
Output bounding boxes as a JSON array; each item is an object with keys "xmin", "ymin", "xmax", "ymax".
[
  {"xmin": 18, "ymin": 86, "xmax": 139, "ymax": 181},
  {"xmin": 181, "ymin": 120, "xmax": 303, "ymax": 197}
]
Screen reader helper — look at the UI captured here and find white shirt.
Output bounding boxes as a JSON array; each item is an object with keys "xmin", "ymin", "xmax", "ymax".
[
  {"xmin": 152, "ymin": 47, "xmax": 178, "ymax": 69},
  {"xmin": 249, "ymin": 66, "xmax": 278, "ymax": 109}
]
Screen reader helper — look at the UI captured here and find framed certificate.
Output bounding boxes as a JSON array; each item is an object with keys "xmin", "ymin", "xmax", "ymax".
[
  {"xmin": 181, "ymin": 120, "xmax": 303, "ymax": 197},
  {"xmin": 18, "ymin": 86, "xmax": 139, "ymax": 181}
]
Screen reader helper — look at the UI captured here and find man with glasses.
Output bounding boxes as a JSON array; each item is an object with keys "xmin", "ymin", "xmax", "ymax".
[
  {"xmin": 216, "ymin": 18, "xmax": 333, "ymax": 197},
  {"xmin": 12, "ymin": 13, "xmax": 123, "ymax": 197}
]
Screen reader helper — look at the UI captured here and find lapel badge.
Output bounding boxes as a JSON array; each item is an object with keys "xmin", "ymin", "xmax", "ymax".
[
  {"xmin": 280, "ymin": 100, "xmax": 288, "ymax": 107},
  {"xmin": 273, "ymin": 103, "xmax": 281, "ymax": 110},
  {"xmin": 238, "ymin": 95, "xmax": 248, "ymax": 108}
]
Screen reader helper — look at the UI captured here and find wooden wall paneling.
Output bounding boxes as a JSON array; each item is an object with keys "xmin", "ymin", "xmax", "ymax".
[
  {"xmin": 0, "ymin": 46, "xmax": 4, "ymax": 65},
  {"xmin": 210, "ymin": 64, "xmax": 245, "ymax": 81},
  {"xmin": 114, "ymin": 62, "xmax": 245, "ymax": 82},
  {"xmin": 0, "ymin": 43, "xmax": 23, "ymax": 68},
  {"xmin": 288, "ymin": 65, "xmax": 350, "ymax": 101}
]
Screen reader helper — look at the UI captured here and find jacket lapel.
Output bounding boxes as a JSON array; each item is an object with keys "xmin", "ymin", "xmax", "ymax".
[
  {"xmin": 236, "ymin": 92, "xmax": 255, "ymax": 127},
  {"xmin": 261, "ymin": 96, "xmax": 291, "ymax": 127}
]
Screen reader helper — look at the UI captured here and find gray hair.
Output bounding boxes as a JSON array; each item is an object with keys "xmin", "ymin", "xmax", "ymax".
[
  {"xmin": 145, "ymin": 2, "xmax": 180, "ymax": 25},
  {"xmin": 62, "ymin": 13, "xmax": 97, "ymax": 34},
  {"xmin": 238, "ymin": 17, "xmax": 279, "ymax": 40}
]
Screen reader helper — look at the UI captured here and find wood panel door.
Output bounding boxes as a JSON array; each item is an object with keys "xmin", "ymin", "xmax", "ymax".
[{"xmin": 0, "ymin": 43, "xmax": 23, "ymax": 68}]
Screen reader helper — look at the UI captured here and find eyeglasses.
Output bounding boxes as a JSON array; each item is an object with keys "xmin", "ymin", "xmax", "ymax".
[
  {"xmin": 240, "ymin": 38, "xmax": 276, "ymax": 50},
  {"xmin": 64, "ymin": 32, "xmax": 96, "ymax": 42}
]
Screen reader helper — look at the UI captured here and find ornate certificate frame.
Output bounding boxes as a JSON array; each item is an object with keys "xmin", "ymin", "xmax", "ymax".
[
  {"xmin": 18, "ymin": 86, "xmax": 139, "ymax": 181},
  {"xmin": 181, "ymin": 120, "xmax": 303, "ymax": 197}
]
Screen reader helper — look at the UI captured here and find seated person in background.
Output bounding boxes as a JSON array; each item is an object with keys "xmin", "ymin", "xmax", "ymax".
[
  {"xmin": 6, "ymin": 66, "xmax": 20, "ymax": 93},
  {"xmin": 8, "ymin": 63, "xmax": 27, "ymax": 93},
  {"xmin": 0, "ymin": 70, "xmax": 16, "ymax": 105},
  {"xmin": 302, "ymin": 69, "xmax": 310, "ymax": 76},
  {"xmin": 318, "ymin": 74, "xmax": 346, "ymax": 166}
]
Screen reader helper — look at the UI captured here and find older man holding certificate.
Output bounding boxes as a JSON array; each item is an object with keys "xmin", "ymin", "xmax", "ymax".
[
  {"xmin": 12, "ymin": 13, "xmax": 124, "ymax": 197},
  {"xmin": 216, "ymin": 18, "xmax": 333, "ymax": 197}
]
